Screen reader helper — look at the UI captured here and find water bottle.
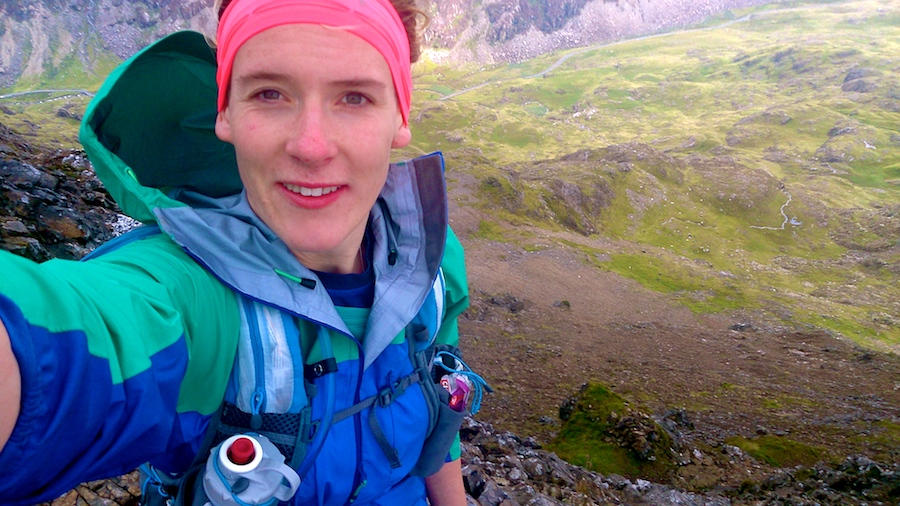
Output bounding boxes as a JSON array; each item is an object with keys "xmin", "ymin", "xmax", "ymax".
[{"xmin": 202, "ymin": 434, "xmax": 301, "ymax": 506}]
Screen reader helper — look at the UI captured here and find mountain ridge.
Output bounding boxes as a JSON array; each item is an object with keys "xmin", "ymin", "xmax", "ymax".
[{"xmin": 0, "ymin": 0, "xmax": 778, "ymax": 89}]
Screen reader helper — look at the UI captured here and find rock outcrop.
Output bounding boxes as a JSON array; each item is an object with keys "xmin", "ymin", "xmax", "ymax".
[{"xmin": 0, "ymin": 124, "xmax": 122, "ymax": 260}]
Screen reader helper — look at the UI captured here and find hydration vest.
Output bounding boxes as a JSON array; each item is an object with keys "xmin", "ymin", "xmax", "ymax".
[{"xmin": 84, "ymin": 226, "xmax": 489, "ymax": 505}]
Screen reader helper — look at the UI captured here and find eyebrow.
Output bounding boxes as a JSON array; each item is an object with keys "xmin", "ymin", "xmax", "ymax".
[
  {"xmin": 234, "ymin": 71, "xmax": 288, "ymax": 86},
  {"xmin": 234, "ymin": 71, "xmax": 389, "ymax": 91},
  {"xmin": 332, "ymin": 79, "xmax": 389, "ymax": 91}
]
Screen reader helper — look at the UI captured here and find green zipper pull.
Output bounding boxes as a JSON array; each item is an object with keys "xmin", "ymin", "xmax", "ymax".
[{"xmin": 348, "ymin": 470, "xmax": 368, "ymax": 503}]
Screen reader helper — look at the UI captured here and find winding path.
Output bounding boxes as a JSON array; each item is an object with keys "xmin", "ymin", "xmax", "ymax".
[{"xmin": 750, "ymin": 191, "xmax": 794, "ymax": 231}]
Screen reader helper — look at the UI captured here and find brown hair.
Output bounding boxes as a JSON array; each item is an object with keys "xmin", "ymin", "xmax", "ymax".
[{"xmin": 212, "ymin": 0, "xmax": 428, "ymax": 63}]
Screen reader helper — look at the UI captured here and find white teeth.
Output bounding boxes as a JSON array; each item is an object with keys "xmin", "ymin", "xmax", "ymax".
[{"xmin": 284, "ymin": 184, "xmax": 339, "ymax": 197}]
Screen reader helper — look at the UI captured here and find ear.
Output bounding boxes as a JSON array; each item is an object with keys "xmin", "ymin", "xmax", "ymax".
[
  {"xmin": 215, "ymin": 109, "xmax": 234, "ymax": 143},
  {"xmin": 391, "ymin": 122, "xmax": 412, "ymax": 149}
]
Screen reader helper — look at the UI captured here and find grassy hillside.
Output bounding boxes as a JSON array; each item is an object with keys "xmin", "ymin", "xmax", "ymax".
[
  {"xmin": 403, "ymin": 0, "xmax": 900, "ymax": 350},
  {"xmin": 0, "ymin": 0, "xmax": 194, "ymax": 147},
  {"xmin": 0, "ymin": 47, "xmax": 116, "ymax": 147}
]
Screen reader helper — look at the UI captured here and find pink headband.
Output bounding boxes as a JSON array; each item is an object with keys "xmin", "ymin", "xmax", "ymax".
[{"xmin": 216, "ymin": 0, "xmax": 412, "ymax": 125}]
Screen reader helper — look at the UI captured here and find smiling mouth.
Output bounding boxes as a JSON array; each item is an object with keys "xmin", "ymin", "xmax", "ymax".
[{"xmin": 283, "ymin": 183, "xmax": 340, "ymax": 197}]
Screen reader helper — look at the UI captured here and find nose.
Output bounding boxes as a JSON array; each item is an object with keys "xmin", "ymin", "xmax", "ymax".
[{"xmin": 284, "ymin": 104, "xmax": 338, "ymax": 166}]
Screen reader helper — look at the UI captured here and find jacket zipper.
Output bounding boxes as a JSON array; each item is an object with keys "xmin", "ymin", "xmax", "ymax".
[
  {"xmin": 346, "ymin": 338, "xmax": 366, "ymax": 504},
  {"xmin": 377, "ymin": 198, "xmax": 398, "ymax": 265},
  {"xmin": 242, "ymin": 297, "xmax": 267, "ymax": 429}
]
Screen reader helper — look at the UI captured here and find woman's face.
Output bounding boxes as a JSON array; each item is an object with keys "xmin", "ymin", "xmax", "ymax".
[{"xmin": 216, "ymin": 24, "xmax": 412, "ymax": 273}]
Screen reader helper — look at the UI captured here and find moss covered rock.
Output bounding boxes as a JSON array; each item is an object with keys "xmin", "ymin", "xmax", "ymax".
[{"xmin": 551, "ymin": 382, "xmax": 677, "ymax": 481}]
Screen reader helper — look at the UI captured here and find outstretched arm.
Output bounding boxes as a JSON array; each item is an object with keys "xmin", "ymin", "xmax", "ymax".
[
  {"xmin": 0, "ymin": 238, "xmax": 239, "ymax": 504},
  {"xmin": 424, "ymin": 459, "xmax": 466, "ymax": 506},
  {"xmin": 0, "ymin": 319, "xmax": 20, "ymax": 452}
]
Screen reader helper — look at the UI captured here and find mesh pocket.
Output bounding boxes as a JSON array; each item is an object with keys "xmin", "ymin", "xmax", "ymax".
[
  {"xmin": 409, "ymin": 389, "xmax": 466, "ymax": 477},
  {"xmin": 213, "ymin": 402, "xmax": 307, "ymax": 462}
]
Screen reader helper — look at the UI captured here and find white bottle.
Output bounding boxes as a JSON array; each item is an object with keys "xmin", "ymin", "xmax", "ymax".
[{"xmin": 203, "ymin": 434, "xmax": 301, "ymax": 506}]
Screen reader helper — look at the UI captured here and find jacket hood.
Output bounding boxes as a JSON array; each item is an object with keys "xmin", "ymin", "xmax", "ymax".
[
  {"xmin": 80, "ymin": 30, "xmax": 240, "ymax": 223},
  {"xmin": 79, "ymin": 31, "xmax": 449, "ymax": 369}
]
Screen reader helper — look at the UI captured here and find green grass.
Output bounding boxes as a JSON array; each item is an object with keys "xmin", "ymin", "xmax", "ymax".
[
  {"xmin": 607, "ymin": 253, "xmax": 754, "ymax": 313},
  {"xmin": 850, "ymin": 419, "xmax": 900, "ymax": 460},
  {"xmin": 725, "ymin": 434, "xmax": 827, "ymax": 467},
  {"xmin": 0, "ymin": 97, "xmax": 91, "ymax": 147},
  {"xmin": 472, "ymin": 220, "xmax": 509, "ymax": 242}
]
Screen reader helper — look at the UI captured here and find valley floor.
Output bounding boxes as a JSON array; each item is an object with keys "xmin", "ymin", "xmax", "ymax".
[{"xmin": 449, "ymin": 176, "xmax": 900, "ymax": 492}]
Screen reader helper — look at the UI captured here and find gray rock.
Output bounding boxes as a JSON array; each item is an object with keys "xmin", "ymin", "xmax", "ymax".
[
  {"xmin": 0, "ymin": 159, "xmax": 42, "ymax": 187},
  {"xmin": 462, "ymin": 464, "xmax": 487, "ymax": 498},
  {"xmin": 478, "ymin": 480, "xmax": 519, "ymax": 506}
]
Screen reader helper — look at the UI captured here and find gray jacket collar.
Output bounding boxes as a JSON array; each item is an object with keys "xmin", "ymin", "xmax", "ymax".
[{"xmin": 156, "ymin": 153, "xmax": 447, "ymax": 369}]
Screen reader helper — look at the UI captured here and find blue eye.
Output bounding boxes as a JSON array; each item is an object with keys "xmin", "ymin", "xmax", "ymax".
[
  {"xmin": 344, "ymin": 93, "xmax": 368, "ymax": 105},
  {"xmin": 258, "ymin": 89, "xmax": 281, "ymax": 100}
]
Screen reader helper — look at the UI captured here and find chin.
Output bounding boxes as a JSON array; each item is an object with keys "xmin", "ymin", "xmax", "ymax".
[{"xmin": 285, "ymin": 236, "xmax": 342, "ymax": 255}]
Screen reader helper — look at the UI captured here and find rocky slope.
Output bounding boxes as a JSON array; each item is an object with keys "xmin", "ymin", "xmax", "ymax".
[
  {"xmin": 0, "ymin": 0, "xmax": 780, "ymax": 88},
  {"xmin": 426, "ymin": 0, "xmax": 777, "ymax": 64},
  {"xmin": 0, "ymin": 0, "xmax": 215, "ymax": 89},
  {"xmin": 0, "ymin": 123, "xmax": 122, "ymax": 261}
]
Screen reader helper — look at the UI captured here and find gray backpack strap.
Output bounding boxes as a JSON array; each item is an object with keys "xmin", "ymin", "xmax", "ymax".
[
  {"xmin": 328, "ymin": 365, "xmax": 426, "ymax": 469},
  {"xmin": 324, "ymin": 320, "xmax": 470, "ymax": 476}
]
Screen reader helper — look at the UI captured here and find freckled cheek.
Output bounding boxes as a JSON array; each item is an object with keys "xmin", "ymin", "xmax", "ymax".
[
  {"xmin": 233, "ymin": 119, "xmax": 269, "ymax": 148},
  {"xmin": 245, "ymin": 119, "xmax": 261, "ymax": 132}
]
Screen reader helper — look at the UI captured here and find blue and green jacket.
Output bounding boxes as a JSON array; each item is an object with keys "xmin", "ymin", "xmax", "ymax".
[{"xmin": 0, "ymin": 31, "xmax": 468, "ymax": 505}]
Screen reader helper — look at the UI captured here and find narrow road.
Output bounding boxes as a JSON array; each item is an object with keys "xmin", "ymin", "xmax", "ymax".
[{"xmin": 0, "ymin": 89, "xmax": 94, "ymax": 100}]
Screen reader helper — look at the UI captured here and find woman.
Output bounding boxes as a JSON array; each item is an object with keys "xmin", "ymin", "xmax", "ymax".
[{"xmin": 0, "ymin": 0, "xmax": 473, "ymax": 504}]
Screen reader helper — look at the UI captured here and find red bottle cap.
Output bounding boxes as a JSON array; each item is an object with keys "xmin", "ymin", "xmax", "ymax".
[{"xmin": 227, "ymin": 437, "xmax": 256, "ymax": 465}]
